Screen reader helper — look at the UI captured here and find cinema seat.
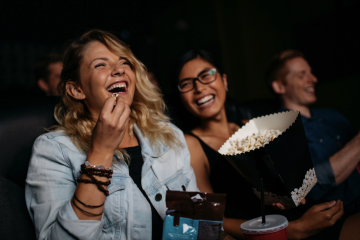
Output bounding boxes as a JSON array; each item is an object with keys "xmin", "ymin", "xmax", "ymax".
[
  {"xmin": 0, "ymin": 176, "xmax": 36, "ymax": 240},
  {"xmin": 0, "ymin": 96, "xmax": 59, "ymax": 239},
  {"xmin": 0, "ymin": 96, "xmax": 59, "ymax": 188}
]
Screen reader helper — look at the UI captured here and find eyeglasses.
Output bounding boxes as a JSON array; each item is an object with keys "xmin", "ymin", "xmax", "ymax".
[{"xmin": 178, "ymin": 68, "xmax": 217, "ymax": 93}]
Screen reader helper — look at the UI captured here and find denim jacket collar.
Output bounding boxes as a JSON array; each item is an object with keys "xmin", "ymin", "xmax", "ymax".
[{"xmin": 133, "ymin": 124, "xmax": 169, "ymax": 158}]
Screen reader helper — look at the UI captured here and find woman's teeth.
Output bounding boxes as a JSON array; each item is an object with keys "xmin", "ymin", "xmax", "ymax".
[
  {"xmin": 107, "ymin": 83, "xmax": 126, "ymax": 93},
  {"xmin": 305, "ymin": 87, "xmax": 314, "ymax": 93},
  {"xmin": 197, "ymin": 95, "xmax": 214, "ymax": 106}
]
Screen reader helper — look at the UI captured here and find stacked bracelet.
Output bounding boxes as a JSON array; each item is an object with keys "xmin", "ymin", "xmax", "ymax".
[
  {"xmin": 77, "ymin": 162, "xmax": 114, "ymax": 196},
  {"xmin": 72, "ymin": 197, "xmax": 104, "ymax": 216},
  {"xmin": 77, "ymin": 176, "xmax": 111, "ymax": 196},
  {"xmin": 84, "ymin": 161, "xmax": 112, "ymax": 171},
  {"xmin": 74, "ymin": 194, "xmax": 104, "ymax": 208},
  {"xmin": 80, "ymin": 166, "xmax": 113, "ymax": 178},
  {"xmin": 76, "ymin": 177, "xmax": 111, "ymax": 186}
]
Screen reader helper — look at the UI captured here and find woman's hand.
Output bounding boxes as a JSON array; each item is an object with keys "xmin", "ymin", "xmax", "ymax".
[
  {"xmin": 88, "ymin": 96, "xmax": 131, "ymax": 167},
  {"xmin": 288, "ymin": 200, "xmax": 344, "ymax": 239}
]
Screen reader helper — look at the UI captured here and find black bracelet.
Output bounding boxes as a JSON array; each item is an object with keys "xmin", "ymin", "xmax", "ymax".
[
  {"xmin": 80, "ymin": 170, "xmax": 113, "ymax": 178},
  {"xmin": 81, "ymin": 164, "xmax": 113, "ymax": 174},
  {"xmin": 76, "ymin": 175, "xmax": 110, "ymax": 196},
  {"xmin": 96, "ymin": 184, "xmax": 110, "ymax": 196},
  {"xmin": 72, "ymin": 197, "xmax": 103, "ymax": 216},
  {"xmin": 76, "ymin": 177, "xmax": 111, "ymax": 186},
  {"xmin": 74, "ymin": 194, "xmax": 104, "ymax": 208}
]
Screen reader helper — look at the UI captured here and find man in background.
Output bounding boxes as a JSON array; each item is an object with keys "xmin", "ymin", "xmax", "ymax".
[
  {"xmin": 266, "ymin": 49, "xmax": 360, "ymax": 214},
  {"xmin": 147, "ymin": 71, "xmax": 159, "ymax": 88},
  {"xmin": 34, "ymin": 53, "xmax": 62, "ymax": 96}
]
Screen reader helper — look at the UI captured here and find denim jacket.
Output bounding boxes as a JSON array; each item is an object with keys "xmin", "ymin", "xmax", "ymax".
[{"xmin": 25, "ymin": 123, "xmax": 198, "ymax": 240}]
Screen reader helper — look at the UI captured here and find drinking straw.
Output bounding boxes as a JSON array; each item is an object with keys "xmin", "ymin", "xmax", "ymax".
[{"xmin": 260, "ymin": 178, "xmax": 266, "ymax": 224}]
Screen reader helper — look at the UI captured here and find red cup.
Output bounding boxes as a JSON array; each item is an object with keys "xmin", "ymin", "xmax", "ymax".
[{"xmin": 240, "ymin": 215, "xmax": 288, "ymax": 240}]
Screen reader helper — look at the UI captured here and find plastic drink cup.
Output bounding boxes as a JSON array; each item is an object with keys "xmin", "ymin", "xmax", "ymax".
[{"xmin": 240, "ymin": 215, "xmax": 288, "ymax": 240}]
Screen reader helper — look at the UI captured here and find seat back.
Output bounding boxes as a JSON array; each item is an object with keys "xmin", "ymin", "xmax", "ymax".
[
  {"xmin": 0, "ymin": 175, "xmax": 36, "ymax": 240},
  {"xmin": 0, "ymin": 96, "xmax": 59, "ymax": 188}
]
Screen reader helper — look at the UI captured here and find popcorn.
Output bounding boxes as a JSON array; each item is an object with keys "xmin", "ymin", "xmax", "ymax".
[
  {"xmin": 290, "ymin": 168, "xmax": 317, "ymax": 205},
  {"xmin": 227, "ymin": 129, "xmax": 282, "ymax": 154},
  {"xmin": 112, "ymin": 93, "xmax": 118, "ymax": 106},
  {"xmin": 218, "ymin": 111, "xmax": 317, "ymax": 207}
]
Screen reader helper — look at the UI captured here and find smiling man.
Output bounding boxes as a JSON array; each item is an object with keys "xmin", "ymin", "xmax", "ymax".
[{"xmin": 266, "ymin": 49, "xmax": 360, "ymax": 214}]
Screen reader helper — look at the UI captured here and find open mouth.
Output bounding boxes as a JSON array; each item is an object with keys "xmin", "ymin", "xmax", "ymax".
[
  {"xmin": 304, "ymin": 87, "xmax": 314, "ymax": 93},
  {"xmin": 196, "ymin": 94, "xmax": 215, "ymax": 106},
  {"xmin": 107, "ymin": 82, "xmax": 127, "ymax": 93}
]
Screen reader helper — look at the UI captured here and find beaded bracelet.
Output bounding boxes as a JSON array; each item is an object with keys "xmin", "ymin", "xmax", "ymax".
[
  {"xmin": 83, "ymin": 167, "xmax": 113, "ymax": 174},
  {"xmin": 79, "ymin": 169, "xmax": 113, "ymax": 178},
  {"xmin": 78, "ymin": 162, "xmax": 113, "ymax": 196},
  {"xmin": 72, "ymin": 197, "xmax": 103, "ymax": 216},
  {"xmin": 74, "ymin": 194, "xmax": 104, "ymax": 208},
  {"xmin": 80, "ymin": 164, "xmax": 113, "ymax": 177},
  {"xmin": 76, "ymin": 177, "xmax": 111, "ymax": 186},
  {"xmin": 84, "ymin": 161, "xmax": 112, "ymax": 171},
  {"xmin": 77, "ymin": 176, "xmax": 110, "ymax": 196}
]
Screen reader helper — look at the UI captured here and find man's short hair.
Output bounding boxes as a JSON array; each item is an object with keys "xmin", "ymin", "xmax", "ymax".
[
  {"xmin": 34, "ymin": 53, "xmax": 62, "ymax": 82},
  {"xmin": 265, "ymin": 49, "xmax": 304, "ymax": 95}
]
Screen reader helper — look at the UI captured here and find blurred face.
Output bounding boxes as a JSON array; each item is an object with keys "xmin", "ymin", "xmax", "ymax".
[
  {"xmin": 147, "ymin": 72, "xmax": 159, "ymax": 87},
  {"xmin": 76, "ymin": 41, "xmax": 136, "ymax": 117},
  {"xmin": 179, "ymin": 57, "xmax": 227, "ymax": 119},
  {"xmin": 47, "ymin": 62, "xmax": 62, "ymax": 96},
  {"xmin": 281, "ymin": 57, "xmax": 318, "ymax": 106}
]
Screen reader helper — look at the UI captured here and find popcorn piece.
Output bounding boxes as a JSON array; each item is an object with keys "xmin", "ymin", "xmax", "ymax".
[
  {"xmin": 227, "ymin": 129, "xmax": 282, "ymax": 154},
  {"xmin": 112, "ymin": 93, "xmax": 118, "ymax": 106}
]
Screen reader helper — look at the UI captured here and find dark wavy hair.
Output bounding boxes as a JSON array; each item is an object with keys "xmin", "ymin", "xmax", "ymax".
[
  {"xmin": 167, "ymin": 50, "xmax": 227, "ymax": 131},
  {"xmin": 173, "ymin": 49, "xmax": 223, "ymax": 91}
]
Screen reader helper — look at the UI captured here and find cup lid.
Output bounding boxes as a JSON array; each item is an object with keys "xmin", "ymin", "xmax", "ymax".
[{"xmin": 240, "ymin": 215, "xmax": 288, "ymax": 235}]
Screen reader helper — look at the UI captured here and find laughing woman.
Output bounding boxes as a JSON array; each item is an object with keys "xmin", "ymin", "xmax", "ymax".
[
  {"xmin": 174, "ymin": 50, "xmax": 360, "ymax": 240},
  {"xmin": 25, "ymin": 30, "xmax": 198, "ymax": 240}
]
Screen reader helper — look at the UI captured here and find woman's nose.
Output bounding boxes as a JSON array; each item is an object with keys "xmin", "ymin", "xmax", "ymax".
[
  {"xmin": 194, "ymin": 79, "xmax": 206, "ymax": 92},
  {"xmin": 112, "ymin": 64, "xmax": 125, "ymax": 76}
]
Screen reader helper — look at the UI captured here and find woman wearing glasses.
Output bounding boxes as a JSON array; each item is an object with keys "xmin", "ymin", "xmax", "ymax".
[{"xmin": 175, "ymin": 50, "xmax": 360, "ymax": 240}]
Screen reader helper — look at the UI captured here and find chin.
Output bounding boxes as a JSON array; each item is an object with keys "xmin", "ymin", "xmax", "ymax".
[
  {"xmin": 195, "ymin": 109, "xmax": 221, "ymax": 120},
  {"xmin": 304, "ymin": 97, "xmax": 317, "ymax": 105}
]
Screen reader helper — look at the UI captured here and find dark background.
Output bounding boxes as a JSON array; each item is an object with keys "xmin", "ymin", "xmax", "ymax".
[{"xmin": 1, "ymin": 0, "xmax": 359, "ymax": 129}]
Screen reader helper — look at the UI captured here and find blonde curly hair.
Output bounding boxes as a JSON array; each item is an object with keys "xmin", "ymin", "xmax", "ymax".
[{"xmin": 54, "ymin": 29, "xmax": 182, "ymax": 161}]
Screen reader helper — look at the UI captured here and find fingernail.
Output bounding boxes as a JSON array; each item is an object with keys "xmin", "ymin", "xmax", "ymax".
[{"xmin": 331, "ymin": 200, "xmax": 336, "ymax": 205}]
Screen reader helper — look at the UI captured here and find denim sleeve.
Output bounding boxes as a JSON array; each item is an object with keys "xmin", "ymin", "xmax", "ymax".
[
  {"xmin": 308, "ymin": 161, "xmax": 337, "ymax": 200},
  {"xmin": 314, "ymin": 160, "xmax": 336, "ymax": 186},
  {"xmin": 25, "ymin": 134, "xmax": 104, "ymax": 240}
]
